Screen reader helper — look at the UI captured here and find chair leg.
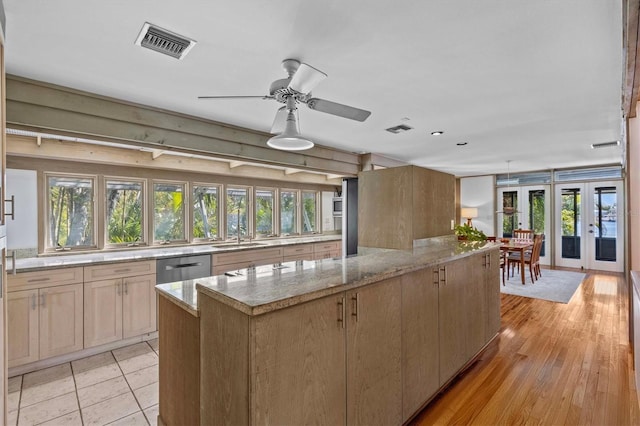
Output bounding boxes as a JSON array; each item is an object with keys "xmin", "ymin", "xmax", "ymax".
[{"xmin": 529, "ymin": 264, "xmax": 535, "ymax": 283}]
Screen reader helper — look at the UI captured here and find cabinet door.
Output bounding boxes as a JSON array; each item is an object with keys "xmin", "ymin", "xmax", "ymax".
[
  {"xmin": 465, "ymin": 253, "xmax": 487, "ymax": 357},
  {"xmin": 252, "ymin": 293, "xmax": 346, "ymax": 425},
  {"xmin": 39, "ymin": 284, "xmax": 83, "ymax": 359},
  {"xmin": 401, "ymin": 269, "xmax": 439, "ymax": 422},
  {"xmin": 84, "ymin": 279, "xmax": 122, "ymax": 348},
  {"xmin": 7, "ymin": 289, "xmax": 38, "ymax": 367},
  {"xmin": 122, "ymin": 274, "xmax": 157, "ymax": 338},
  {"xmin": 485, "ymin": 250, "xmax": 501, "ymax": 340},
  {"xmin": 438, "ymin": 257, "xmax": 472, "ymax": 385},
  {"xmin": 347, "ymin": 278, "xmax": 402, "ymax": 426}
]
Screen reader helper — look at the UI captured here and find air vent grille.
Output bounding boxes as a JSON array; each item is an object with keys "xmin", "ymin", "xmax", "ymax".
[
  {"xmin": 135, "ymin": 23, "xmax": 195, "ymax": 60},
  {"xmin": 385, "ymin": 124, "xmax": 413, "ymax": 134}
]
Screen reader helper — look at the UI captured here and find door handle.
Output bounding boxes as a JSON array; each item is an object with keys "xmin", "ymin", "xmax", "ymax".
[
  {"xmin": 351, "ymin": 293, "xmax": 359, "ymax": 322},
  {"xmin": 337, "ymin": 297, "xmax": 345, "ymax": 328}
]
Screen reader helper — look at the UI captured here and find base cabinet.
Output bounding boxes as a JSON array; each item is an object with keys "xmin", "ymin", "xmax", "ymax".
[
  {"xmin": 8, "ymin": 284, "xmax": 83, "ymax": 368},
  {"xmin": 199, "ymin": 277, "xmax": 402, "ymax": 426},
  {"xmin": 84, "ymin": 273, "xmax": 157, "ymax": 348}
]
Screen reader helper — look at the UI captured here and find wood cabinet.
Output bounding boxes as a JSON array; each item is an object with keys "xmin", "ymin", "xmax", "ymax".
[
  {"xmin": 484, "ymin": 250, "xmax": 501, "ymax": 341},
  {"xmin": 84, "ymin": 261, "xmax": 156, "ymax": 348},
  {"xmin": 8, "ymin": 269, "xmax": 84, "ymax": 368},
  {"xmin": 282, "ymin": 243, "xmax": 313, "ymax": 261},
  {"xmin": 199, "ymin": 276, "xmax": 402, "ymax": 426},
  {"xmin": 212, "ymin": 247, "xmax": 283, "ymax": 275},
  {"xmin": 401, "ymin": 269, "xmax": 440, "ymax": 422},
  {"xmin": 313, "ymin": 240, "xmax": 341, "ymax": 259},
  {"xmin": 358, "ymin": 165, "xmax": 455, "ymax": 250}
]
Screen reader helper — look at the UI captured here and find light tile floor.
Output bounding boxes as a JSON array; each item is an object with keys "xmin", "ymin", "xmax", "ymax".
[{"xmin": 8, "ymin": 339, "xmax": 159, "ymax": 426}]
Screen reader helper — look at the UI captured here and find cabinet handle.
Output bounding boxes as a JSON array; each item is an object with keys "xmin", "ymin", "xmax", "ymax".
[
  {"xmin": 31, "ymin": 294, "xmax": 36, "ymax": 310},
  {"xmin": 433, "ymin": 269, "xmax": 439, "ymax": 286},
  {"xmin": 337, "ymin": 297, "xmax": 345, "ymax": 328},
  {"xmin": 439, "ymin": 267, "xmax": 446, "ymax": 285},
  {"xmin": 5, "ymin": 195, "xmax": 14, "ymax": 220},
  {"xmin": 40, "ymin": 293, "xmax": 46, "ymax": 308},
  {"xmin": 6, "ymin": 250, "xmax": 16, "ymax": 275},
  {"xmin": 124, "ymin": 282, "xmax": 128, "ymax": 295},
  {"xmin": 351, "ymin": 293, "xmax": 359, "ymax": 322},
  {"xmin": 116, "ymin": 283, "xmax": 121, "ymax": 296},
  {"xmin": 27, "ymin": 277, "xmax": 51, "ymax": 283},
  {"xmin": 114, "ymin": 268, "xmax": 131, "ymax": 273}
]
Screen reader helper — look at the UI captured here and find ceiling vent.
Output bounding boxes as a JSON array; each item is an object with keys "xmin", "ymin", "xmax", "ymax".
[
  {"xmin": 590, "ymin": 141, "xmax": 620, "ymax": 149},
  {"xmin": 135, "ymin": 22, "xmax": 196, "ymax": 60},
  {"xmin": 385, "ymin": 124, "xmax": 413, "ymax": 134}
]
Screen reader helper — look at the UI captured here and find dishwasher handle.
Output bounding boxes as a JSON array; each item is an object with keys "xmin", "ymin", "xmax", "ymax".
[{"xmin": 165, "ymin": 262, "xmax": 203, "ymax": 270}]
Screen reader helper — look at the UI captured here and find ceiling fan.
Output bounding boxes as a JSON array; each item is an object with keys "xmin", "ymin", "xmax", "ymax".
[{"xmin": 198, "ymin": 59, "xmax": 371, "ymax": 151}]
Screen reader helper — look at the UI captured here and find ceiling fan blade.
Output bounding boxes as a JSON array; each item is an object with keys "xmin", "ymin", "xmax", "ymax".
[
  {"xmin": 288, "ymin": 63, "xmax": 327, "ymax": 94},
  {"xmin": 271, "ymin": 106, "xmax": 290, "ymax": 134},
  {"xmin": 306, "ymin": 98, "xmax": 371, "ymax": 122},
  {"xmin": 198, "ymin": 95, "xmax": 272, "ymax": 100}
]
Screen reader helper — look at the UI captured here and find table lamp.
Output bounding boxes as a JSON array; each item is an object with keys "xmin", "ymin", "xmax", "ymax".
[{"xmin": 460, "ymin": 207, "xmax": 478, "ymax": 227}]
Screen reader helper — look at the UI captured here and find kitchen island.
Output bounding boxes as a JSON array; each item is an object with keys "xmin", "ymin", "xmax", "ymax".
[{"xmin": 155, "ymin": 237, "xmax": 501, "ymax": 426}]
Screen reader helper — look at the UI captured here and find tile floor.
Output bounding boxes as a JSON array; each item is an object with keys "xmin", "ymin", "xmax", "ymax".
[{"xmin": 8, "ymin": 339, "xmax": 159, "ymax": 426}]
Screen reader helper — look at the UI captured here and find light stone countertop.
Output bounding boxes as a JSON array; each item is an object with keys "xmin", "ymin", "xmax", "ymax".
[
  {"xmin": 9, "ymin": 234, "xmax": 341, "ymax": 273},
  {"xmin": 156, "ymin": 239, "xmax": 501, "ymax": 317}
]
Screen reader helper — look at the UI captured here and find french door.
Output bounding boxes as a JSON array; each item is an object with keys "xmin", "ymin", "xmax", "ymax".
[
  {"xmin": 497, "ymin": 185, "xmax": 550, "ymax": 265},
  {"xmin": 554, "ymin": 181, "xmax": 623, "ymax": 272}
]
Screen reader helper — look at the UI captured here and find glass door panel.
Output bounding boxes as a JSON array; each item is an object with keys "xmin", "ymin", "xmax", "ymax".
[{"xmin": 554, "ymin": 181, "xmax": 623, "ymax": 271}]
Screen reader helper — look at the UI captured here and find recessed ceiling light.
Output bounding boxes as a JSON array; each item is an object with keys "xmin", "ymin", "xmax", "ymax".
[
  {"xmin": 456, "ymin": 142, "xmax": 468, "ymax": 146},
  {"xmin": 431, "ymin": 131, "xmax": 444, "ymax": 136}
]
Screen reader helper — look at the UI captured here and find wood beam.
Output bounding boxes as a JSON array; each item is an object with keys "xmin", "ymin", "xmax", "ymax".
[
  {"xmin": 7, "ymin": 135, "xmax": 342, "ymax": 186},
  {"xmin": 624, "ymin": 0, "xmax": 640, "ymax": 118},
  {"xmin": 229, "ymin": 161, "xmax": 245, "ymax": 169},
  {"xmin": 6, "ymin": 76, "xmax": 361, "ymax": 176}
]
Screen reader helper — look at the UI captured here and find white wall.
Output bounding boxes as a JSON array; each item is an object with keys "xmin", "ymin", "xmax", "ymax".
[
  {"xmin": 6, "ymin": 169, "xmax": 38, "ymax": 250},
  {"xmin": 460, "ymin": 175, "xmax": 495, "ymax": 237}
]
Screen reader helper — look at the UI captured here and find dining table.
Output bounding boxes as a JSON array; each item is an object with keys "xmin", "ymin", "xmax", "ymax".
[{"xmin": 499, "ymin": 239, "xmax": 534, "ymax": 284}]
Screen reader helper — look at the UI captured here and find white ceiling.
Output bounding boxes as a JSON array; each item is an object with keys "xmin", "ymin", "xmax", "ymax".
[{"xmin": 3, "ymin": 0, "xmax": 625, "ymax": 177}]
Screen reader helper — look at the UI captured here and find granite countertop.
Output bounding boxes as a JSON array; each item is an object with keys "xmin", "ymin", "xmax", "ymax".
[
  {"xmin": 10, "ymin": 234, "xmax": 341, "ymax": 273},
  {"xmin": 156, "ymin": 239, "xmax": 500, "ymax": 317}
]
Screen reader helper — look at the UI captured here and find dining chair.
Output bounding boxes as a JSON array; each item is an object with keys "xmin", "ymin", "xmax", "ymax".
[
  {"xmin": 513, "ymin": 229, "xmax": 533, "ymax": 241},
  {"xmin": 507, "ymin": 234, "xmax": 543, "ymax": 283},
  {"xmin": 500, "ymin": 249, "xmax": 507, "ymax": 285}
]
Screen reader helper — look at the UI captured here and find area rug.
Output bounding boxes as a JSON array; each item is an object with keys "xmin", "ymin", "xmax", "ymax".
[{"xmin": 500, "ymin": 268, "xmax": 586, "ymax": 304}]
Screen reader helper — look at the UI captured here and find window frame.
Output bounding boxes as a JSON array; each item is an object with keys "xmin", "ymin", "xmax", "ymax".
[
  {"xmin": 151, "ymin": 180, "xmax": 188, "ymax": 245},
  {"xmin": 225, "ymin": 185, "xmax": 252, "ymax": 241},
  {"xmin": 44, "ymin": 172, "xmax": 98, "ymax": 253},
  {"xmin": 191, "ymin": 182, "xmax": 222, "ymax": 242},
  {"xmin": 279, "ymin": 188, "xmax": 300, "ymax": 236},
  {"xmin": 254, "ymin": 186, "xmax": 277, "ymax": 239},
  {"xmin": 103, "ymin": 176, "xmax": 147, "ymax": 249},
  {"xmin": 301, "ymin": 190, "xmax": 320, "ymax": 234}
]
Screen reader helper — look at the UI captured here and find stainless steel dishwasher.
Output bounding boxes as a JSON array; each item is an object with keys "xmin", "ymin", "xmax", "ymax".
[{"xmin": 156, "ymin": 254, "xmax": 212, "ymax": 284}]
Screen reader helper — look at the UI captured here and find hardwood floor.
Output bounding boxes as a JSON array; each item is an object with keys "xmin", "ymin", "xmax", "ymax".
[{"xmin": 411, "ymin": 270, "xmax": 640, "ymax": 425}]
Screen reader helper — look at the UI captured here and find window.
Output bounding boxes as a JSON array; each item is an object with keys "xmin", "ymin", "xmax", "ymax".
[
  {"xmin": 153, "ymin": 182, "xmax": 186, "ymax": 243},
  {"xmin": 106, "ymin": 179, "xmax": 144, "ymax": 246},
  {"xmin": 193, "ymin": 184, "xmax": 220, "ymax": 240},
  {"xmin": 47, "ymin": 175, "xmax": 95, "ymax": 249},
  {"xmin": 255, "ymin": 188, "xmax": 275, "ymax": 238},
  {"xmin": 280, "ymin": 190, "xmax": 298, "ymax": 235},
  {"xmin": 226, "ymin": 186, "xmax": 250, "ymax": 240},
  {"xmin": 302, "ymin": 191, "xmax": 318, "ymax": 233}
]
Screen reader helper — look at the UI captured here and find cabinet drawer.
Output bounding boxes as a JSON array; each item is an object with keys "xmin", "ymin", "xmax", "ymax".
[
  {"xmin": 8, "ymin": 267, "xmax": 83, "ymax": 291},
  {"xmin": 283, "ymin": 244, "xmax": 313, "ymax": 257},
  {"xmin": 85, "ymin": 260, "xmax": 156, "ymax": 281},
  {"xmin": 212, "ymin": 247, "xmax": 283, "ymax": 266},
  {"xmin": 314, "ymin": 250, "xmax": 340, "ymax": 260},
  {"xmin": 313, "ymin": 241, "xmax": 340, "ymax": 252},
  {"xmin": 212, "ymin": 256, "xmax": 283, "ymax": 276}
]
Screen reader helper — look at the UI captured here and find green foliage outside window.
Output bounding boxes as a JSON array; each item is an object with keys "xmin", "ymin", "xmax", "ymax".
[
  {"xmin": 193, "ymin": 185, "xmax": 219, "ymax": 239},
  {"xmin": 106, "ymin": 181, "xmax": 143, "ymax": 244},
  {"xmin": 255, "ymin": 189, "xmax": 274, "ymax": 236},
  {"xmin": 48, "ymin": 176, "xmax": 94, "ymax": 247},
  {"xmin": 227, "ymin": 188, "xmax": 248, "ymax": 238},
  {"xmin": 154, "ymin": 183, "xmax": 185, "ymax": 241},
  {"xmin": 302, "ymin": 192, "xmax": 316, "ymax": 233},
  {"xmin": 280, "ymin": 190, "xmax": 297, "ymax": 235}
]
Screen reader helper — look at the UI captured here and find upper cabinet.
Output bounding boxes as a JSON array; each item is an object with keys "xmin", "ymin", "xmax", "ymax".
[{"xmin": 358, "ymin": 165, "xmax": 455, "ymax": 249}]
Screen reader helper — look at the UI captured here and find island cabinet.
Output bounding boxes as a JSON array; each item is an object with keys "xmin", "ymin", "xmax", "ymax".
[
  {"xmin": 199, "ymin": 276, "xmax": 403, "ymax": 426},
  {"xmin": 401, "ymin": 268, "xmax": 440, "ymax": 422},
  {"xmin": 8, "ymin": 267, "xmax": 84, "ymax": 368},
  {"xmin": 84, "ymin": 260, "xmax": 156, "ymax": 348}
]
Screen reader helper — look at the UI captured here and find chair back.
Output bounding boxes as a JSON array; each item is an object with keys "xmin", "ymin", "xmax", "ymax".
[
  {"xmin": 531, "ymin": 234, "xmax": 543, "ymax": 262},
  {"xmin": 513, "ymin": 229, "xmax": 533, "ymax": 242}
]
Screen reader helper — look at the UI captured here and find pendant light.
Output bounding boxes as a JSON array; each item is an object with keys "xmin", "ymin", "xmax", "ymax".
[
  {"xmin": 267, "ymin": 97, "xmax": 314, "ymax": 151},
  {"xmin": 497, "ymin": 160, "xmax": 519, "ymax": 216}
]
